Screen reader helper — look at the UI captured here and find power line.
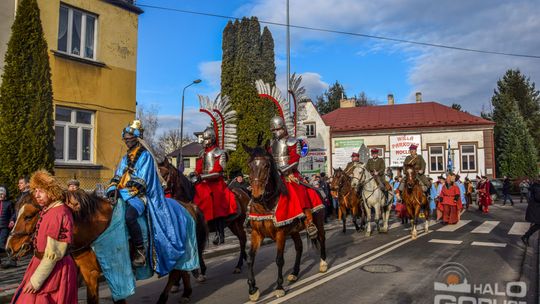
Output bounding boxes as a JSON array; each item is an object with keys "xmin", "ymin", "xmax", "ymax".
[{"xmin": 135, "ymin": 2, "xmax": 540, "ymax": 59}]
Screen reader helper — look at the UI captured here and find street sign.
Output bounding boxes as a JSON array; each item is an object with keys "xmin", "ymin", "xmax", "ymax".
[{"xmin": 300, "ymin": 139, "xmax": 309, "ymax": 157}]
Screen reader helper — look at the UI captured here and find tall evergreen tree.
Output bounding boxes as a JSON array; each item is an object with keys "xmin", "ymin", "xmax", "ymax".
[
  {"xmin": 0, "ymin": 0, "xmax": 54, "ymax": 196},
  {"xmin": 221, "ymin": 17, "xmax": 277, "ymax": 174},
  {"xmin": 493, "ymin": 69, "xmax": 540, "ymax": 157},
  {"xmin": 494, "ymin": 94, "xmax": 537, "ymax": 177},
  {"xmin": 315, "ymin": 81, "xmax": 347, "ymax": 115}
]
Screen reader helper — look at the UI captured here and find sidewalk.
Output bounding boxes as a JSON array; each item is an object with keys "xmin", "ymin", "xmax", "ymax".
[{"xmin": 0, "ymin": 218, "xmax": 347, "ymax": 303}]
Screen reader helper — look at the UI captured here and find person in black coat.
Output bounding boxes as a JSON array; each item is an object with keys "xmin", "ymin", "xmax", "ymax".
[
  {"xmin": 502, "ymin": 176, "xmax": 514, "ymax": 206},
  {"xmin": 522, "ymin": 177, "xmax": 540, "ymax": 246},
  {"xmin": 0, "ymin": 186, "xmax": 15, "ymax": 253}
]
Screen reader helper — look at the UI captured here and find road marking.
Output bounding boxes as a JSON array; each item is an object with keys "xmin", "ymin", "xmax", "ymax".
[
  {"xmin": 428, "ymin": 239, "xmax": 463, "ymax": 245},
  {"xmin": 265, "ymin": 230, "xmax": 433, "ymax": 304},
  {"xmin": 471, "ymin": 241, "xmax": 507, "ymax": 248},
  {"xmin": 508, "ymin": 222, "xmax": 529, "ymax": 235},
  {"xmin": 436, "ymin": 220, "xmax": 471, "ymax": 232},
  {"xmin": 471, "ymin": 221, "xmax": 500, "ymax": 234}
]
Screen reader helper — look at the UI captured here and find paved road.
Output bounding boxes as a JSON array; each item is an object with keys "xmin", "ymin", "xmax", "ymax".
[
  {"xmin": 1, "ymin": 198, "xmax": 536, "ymax": 304},
  {"xmin": 74, "ymin": 199, "xmax": 536, "ymax": 304}
]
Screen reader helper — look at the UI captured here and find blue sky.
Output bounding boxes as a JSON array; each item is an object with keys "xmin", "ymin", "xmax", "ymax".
[{"xmin": 135, "ymin": 0, "xmax": 540, "ymax": 136}]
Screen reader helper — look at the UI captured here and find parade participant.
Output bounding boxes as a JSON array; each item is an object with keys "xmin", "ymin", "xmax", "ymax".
[
  {"xmin": 366, "ymin": 148, "xmax": 387, "ymax": 191},
  {"xmin": 107, "ymin": 120, "xmax": 192, "ymax": 274},
  {"xmin": 397, "ymin": 144, "xmax": 429, "ymax": 199},
  {"xmin": 477, "ymin": 176, "xmax": 492, "ymax": 213},
  {"xmin": 193, "ymin": 128, "xmax": 238, "ymax": 245},
  {"xmin": 228, "ymin": 170, "xmax": 250, "ymax": 195},
  {"xmin": 520, "ymin": 179, "xmax": 530, "ymax": 203},
  {"xmin": 0, "ymin": 186, "xmax": 15, "ymax": 255},
  {"xmin": 67, "ymin": 179, "xmax": 80, "ymax": 191},
  {"xmin": 194, "ymin": 94, "xmax": 239, "ymax": 245},
  {"xmin": 455, "ymin": 175, "xmax": 467, "ymax": 210},
  {"xmin": 344, "ymin": 152, "xmax": 361, "ymax": 176},
  {"xmin": 438, "ymin": 173, "xmax": 462, "ymax": 225},
  {"xmin": 522, "ymin": 176, "xmax": 540, "ymax": 246},
  {"xmin": 502, "ymin": 176, "xmax": 514, "ymax": 206},
  {"xmin": 435, "ymin": 176, "xmax": 445, "ymax": 221},
  {"xmin": 429, "ymin": 178, "xmax": 437, "ymax": 219},
  {"xmin": 1, "ymin": 177, "xmax": 29, "ymax": 269},
  {"xmin": 464, "ymin": 177, "xmax": 473, "ymax": 209},
  {"xmin": 11, "ymin": 170, "xmax": 77, "ymax": 304}
]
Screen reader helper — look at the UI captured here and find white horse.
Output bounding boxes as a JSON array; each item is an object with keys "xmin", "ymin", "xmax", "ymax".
[{"xmin": 351, "ymin": 164, "xmax": 394, "ymax": 236}]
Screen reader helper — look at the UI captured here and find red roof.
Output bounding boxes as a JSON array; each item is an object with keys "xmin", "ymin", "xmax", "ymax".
[{"xmin": 322, "ymin": 102, "xmax": 494, "ymax": 133}]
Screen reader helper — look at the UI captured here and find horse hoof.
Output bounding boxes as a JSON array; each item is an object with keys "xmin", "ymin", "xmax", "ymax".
[
  {"xmin": 319, "ymin": 260, "xmax": 328, "ymax": 273},
  {"xmin": 249, "ymin": 289, "xmax": 260, "ymax": 302},
  {"xmin": 179, "ymin": 297, "xmax": 190, "ymax": 304},
  {"xmin": 275, "ymin": 289, "xmax": 286, "ymax": 298},
  {"xmin": 196, "ymin": 275, "xmax": 206, "ymax": 283},
  {"xmin": 171, "ymin": 285, "xmax": 181, "ymax": 294},
  {"xmin": 233, "ymin": 267, "xmax": 241, "ymax": 274},
  {"xmin": 287, "ymin": 274, "xmax": 298, "ymax": 282}
]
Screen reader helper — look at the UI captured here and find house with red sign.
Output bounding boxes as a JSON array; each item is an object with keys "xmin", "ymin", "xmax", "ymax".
[{"xmin": 298, "ymin": 93, "xmax": 496, "ymax": 179}]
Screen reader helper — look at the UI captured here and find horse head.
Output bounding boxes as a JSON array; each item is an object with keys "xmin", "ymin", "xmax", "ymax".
[
  {"xmin": 6, "ymin": 193, "xmax": 41, "ymax": 260},
  {"xmin": 243, "ymin": 142, "xmax": 285, "ymax": 211},
  {"xmin": 404, "ymin": 165, "xmax": 418, "ymax": 189},
  {"xmin": 157, "ymin": 158, "xmax": 195, "ymax": 202}
]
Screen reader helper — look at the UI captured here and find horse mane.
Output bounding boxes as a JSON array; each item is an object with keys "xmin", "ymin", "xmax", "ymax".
[
  {"xmin": 65, "ymin": 190, "xmax": 103, "ymax": 222},
  {"xmin": 248, "ymin": 145, "xmax": 288, "ymax": 196},
  {"xmin": 158, "ymin": 160, "xmax": 195, "ymax": 202}
]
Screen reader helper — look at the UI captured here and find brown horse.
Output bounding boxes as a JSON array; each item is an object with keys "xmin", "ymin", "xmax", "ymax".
[
  {"xmin": 6, "ymin": 190, "xmax": 195, "ymax": 304},
  {"xmin": 402, "ymin": 165, "xmax": 429, "ymax": 239},
  {"xmin": 243, "ymin": 143, "xmax": 327, "ymax": 301},
  {"xmin": 329, "ymin": 168, "xmax": 364, "ymax": 233},
  {"xmin": 157, "ymin": 158, "xmax": 250, "ymax": 276}
]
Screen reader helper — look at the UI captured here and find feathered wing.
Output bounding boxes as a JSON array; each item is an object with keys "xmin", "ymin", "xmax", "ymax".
[
  {"xmin": 255, "ymin": 79, "xmax": 295, "ymax": 136},
  {"xmin": 198, "ymin": 94, "xmax": 237, "ymax": 152},
  {"xmin": 288, "ymin": 73, "xmax": 309, "ymax": 137}
]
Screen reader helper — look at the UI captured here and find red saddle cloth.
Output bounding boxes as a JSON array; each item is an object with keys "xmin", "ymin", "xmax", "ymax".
[
  {"xmin": 249, "ymin": 178, "xmax": 324, "ymax": 227},
  {"xmin": 194, "ymin": 178, "xmax": 237, "ymax": 222}
]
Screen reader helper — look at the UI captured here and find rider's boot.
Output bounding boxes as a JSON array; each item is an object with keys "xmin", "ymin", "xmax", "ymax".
[
  {"xmin": 303, "ymin": 208, "xmax": 318, "ymax": 239},
  {"xmin": 125, "ymin": 205, "xmax": 146, "ymax": 267}
]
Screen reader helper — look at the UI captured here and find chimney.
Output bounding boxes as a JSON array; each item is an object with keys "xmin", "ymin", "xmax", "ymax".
[
  {"xmin": 415, "ymin": 92, "xmax": 422, "ymax": 103},
  {"xmin": 340, "ymin": 98, "xmax": 355, "ymax": 108},
  {"xmin": 387, "ymin": 94, "xmax": 394, "ymax": 105}
]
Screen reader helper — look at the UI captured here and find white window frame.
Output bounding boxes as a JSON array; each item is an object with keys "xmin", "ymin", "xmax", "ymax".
[
  {"xmin": 58, "ymin": 5, "xmax": 98, "ymax": 60},
  {"xmin": 54, "ymin": 107, "xmax": 95, "ymax": 164},
  {"xmin": 460, "ymin": 144, "xmax": 477, "ymax": 172},
  {"xmin": 428, "ymin": 145, "xmax": 445, "ymax": 173},
  {"xmin": 305, "ymin": 123, "xmax": 316, "ymax": 138}
]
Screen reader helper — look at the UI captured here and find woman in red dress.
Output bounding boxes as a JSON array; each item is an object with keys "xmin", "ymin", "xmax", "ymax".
[
  {"xmin": 477, "ymin": 176, "xmax": 492, "ymax": 214},
  {"xmin": 439, "ymin": 174, "xmax": 463, "ymax": 225},
  {"xmin": 11, "ymin": 170, "xmax": 77, "ymax": 304}
]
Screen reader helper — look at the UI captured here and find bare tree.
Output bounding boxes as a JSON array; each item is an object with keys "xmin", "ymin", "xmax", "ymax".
[
  {"xmin": 136, "ymin": 104, "xmax": 162, "ymax": 158},
  {"xmin": 157, "ymin": 128, "xmax": 197, "ymax": 157}
]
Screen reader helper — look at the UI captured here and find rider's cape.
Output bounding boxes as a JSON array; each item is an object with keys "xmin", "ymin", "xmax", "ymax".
[{"xmin": 114, "ymin": 149, "xmax": 199, "ymax": 276}]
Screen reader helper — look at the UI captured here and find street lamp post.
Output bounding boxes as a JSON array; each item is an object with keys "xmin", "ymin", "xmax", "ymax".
[{"xmin": 178, "ymin": 79, "xmax": 202, "ymax": 172}]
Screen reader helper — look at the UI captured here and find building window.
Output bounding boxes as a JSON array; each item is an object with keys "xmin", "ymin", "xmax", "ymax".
[
  {"xmin": 305, "ymin": 123, "xmax": 316, "ymax": 138},
  {"xmin": 55, "ymin": 107, "xmax": 94, "ymax": 163},
  {"xmin": 58, "ymin": 5, "xmax": 97, "ymax": 60},
  {"xmin": 460, "ymin": 144, "xmax": 476, "ymax": 172},
  {"xmin": 429, "ymin": 145, "xmax": 445, "ymax": 173},
  {"xmin": 183, "ymin": 158, "xmax": 190, "ymax": 169}
]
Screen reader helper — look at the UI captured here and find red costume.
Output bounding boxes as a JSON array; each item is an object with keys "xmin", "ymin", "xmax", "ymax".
[
  {"xmin": 477, "ymin": 180, "xmax": 492, "ymax": 213},
  {"xmin": 12, "ymin": 203, "xmax": 77, "ymax": 304},
  {"xmin": 438, "ymin": 183, "xmax": 462, "ymax": 224},
  {"xmin": 193, "ymin": 145, "xmax": 238, "ymax": 222}
]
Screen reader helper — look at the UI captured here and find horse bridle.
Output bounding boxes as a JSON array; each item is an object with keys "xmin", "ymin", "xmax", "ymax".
[
  {"xmin": 9, "ymin": 201, "xmax": 43, "ymax": 259},
  {"xmin": 249, "ymin": 157, "xmax": 279, "ymax": 206}
]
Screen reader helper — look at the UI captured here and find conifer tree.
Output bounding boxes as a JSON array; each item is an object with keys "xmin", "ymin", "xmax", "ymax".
[
  {"xmin": 316, "ymin": 81, "xmax": 347, "ymax": 115},
  {"xmin": 0, "ymin": 0, "xmax": 54, "ymax": 195}
]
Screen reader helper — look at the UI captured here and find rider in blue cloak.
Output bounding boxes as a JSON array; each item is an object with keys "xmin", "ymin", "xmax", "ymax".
[{"xmin": 106, "ymin": 120, "xmax": 194, "ymax": 276}]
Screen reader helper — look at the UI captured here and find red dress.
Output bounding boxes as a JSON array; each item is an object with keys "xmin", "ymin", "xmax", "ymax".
[
  {"xmin": 440, "ymin": 184, "xmax": 462, "ymax": 224},
  {"xmin": 477, "ymin": 181, "xmax": 492, "ymax": 213},
  {"xmin": 193, "ymin": 146, "xmax": 238, "ymax": 222},
  {"xmin": 12, "ymin": 203, "xmax": 77, "ymax": 304}
]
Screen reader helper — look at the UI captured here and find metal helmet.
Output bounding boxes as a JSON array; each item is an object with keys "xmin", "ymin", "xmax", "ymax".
[
  {"xmin": 202, "ymin": 127, "xmax": 217, "ymax": 148},
  {"xmin": 270, "ymin": 116, "xmax": 287, "ymax": 139}
]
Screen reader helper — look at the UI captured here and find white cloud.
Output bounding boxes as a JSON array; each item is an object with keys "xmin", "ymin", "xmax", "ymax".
[
  {"xmin": 156, "ymin": 107, "xmax": 210, "ymax": 137},
  {"xmin": 198, "ymin": 60, "xmax": 222, "ymax": 89},
  {"xmin": 240, "ymin": 0, "xmax": 540, "ymax": 114}
]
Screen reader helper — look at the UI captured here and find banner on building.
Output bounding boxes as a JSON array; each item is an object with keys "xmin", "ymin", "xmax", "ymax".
[
  {"xmin": 299, "ymin": 148, "xmax": 327, "ymax": 175},
  {"xmin": 390, "ymin": 135, "xmax": 421, "ymax": 167},
  {"xmin": 333, "ymin": 138, "xmax": 364, "ymax": 169}
]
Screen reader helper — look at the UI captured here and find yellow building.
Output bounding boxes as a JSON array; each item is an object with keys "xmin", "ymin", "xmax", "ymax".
[{"xmin": 1, "ymin": 0, "xmax": 143, "ymax": 189}]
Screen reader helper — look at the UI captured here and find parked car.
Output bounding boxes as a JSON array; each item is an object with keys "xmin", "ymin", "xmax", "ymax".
[{"xmin": 470, "ymin": 178, "xmax": 502, "ymax": 203}]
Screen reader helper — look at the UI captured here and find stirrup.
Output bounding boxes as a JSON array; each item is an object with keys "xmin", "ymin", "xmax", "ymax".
[
  {"xmin": 306, "ymin": 223, "xmax": 318, "ymax": 239},
  {"xmin": 132, "ymin": 247, "xmax": 146, "ymax": 267}
]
